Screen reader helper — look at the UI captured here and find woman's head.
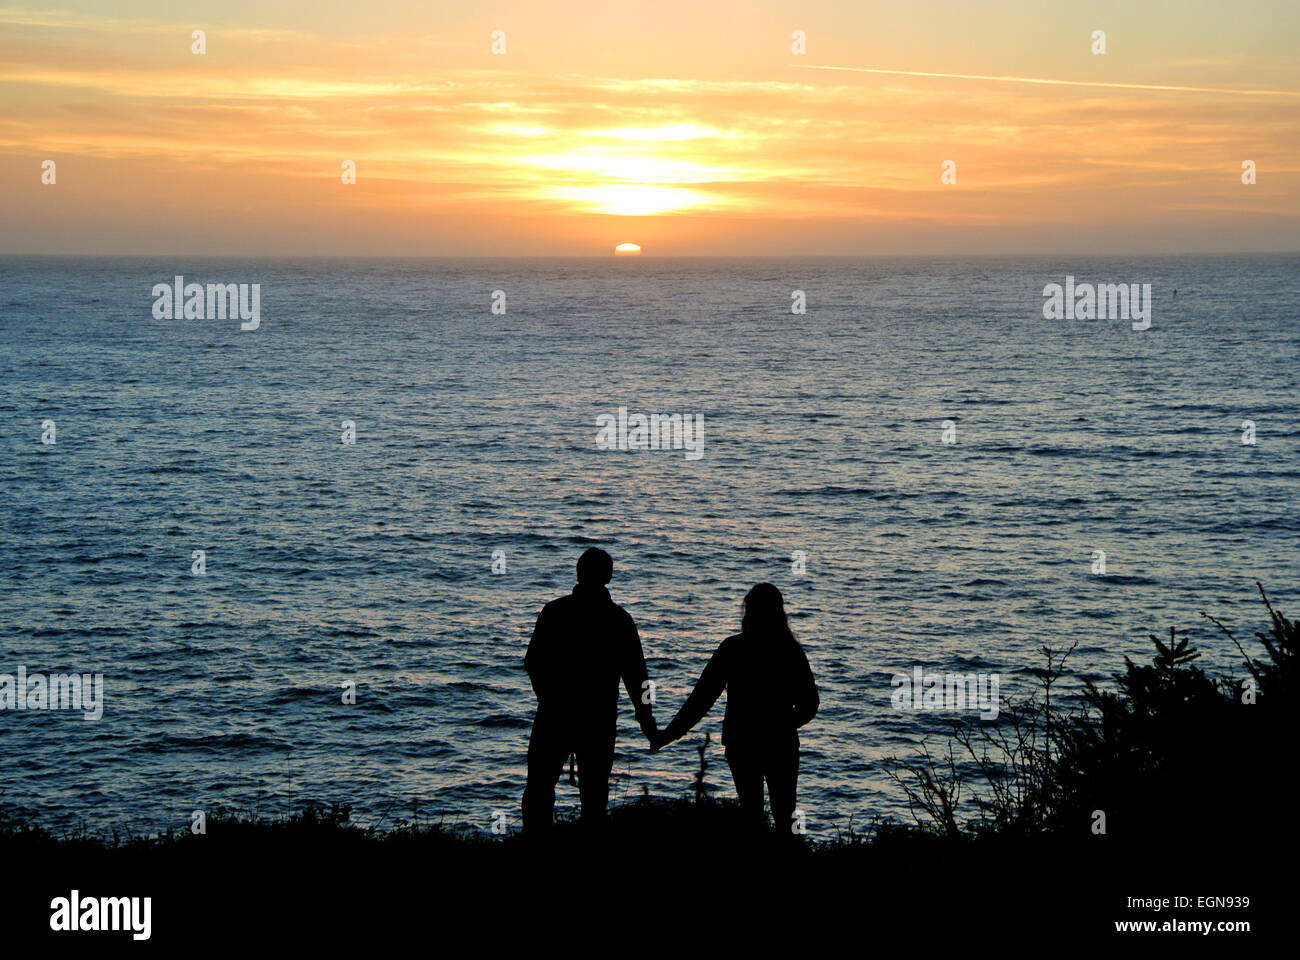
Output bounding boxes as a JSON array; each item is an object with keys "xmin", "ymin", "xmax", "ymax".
[{"xmin": 741, "ymin": 582, "xmax": 794, "ymax": 640}]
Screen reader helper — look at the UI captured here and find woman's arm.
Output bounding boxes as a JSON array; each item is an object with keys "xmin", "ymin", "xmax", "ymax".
[
  {"xmin": 660, "ymin": 641, "xmax": 729, "ymax": 745},
  {"xmin": 791, "ymin": 642, "xmax": 819, "ymax": 729}
]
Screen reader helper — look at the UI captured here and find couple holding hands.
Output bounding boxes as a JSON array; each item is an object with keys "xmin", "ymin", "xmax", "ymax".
[{"xmin": 522, "ymin": 548, "xmax": 819, "ymax": 833}]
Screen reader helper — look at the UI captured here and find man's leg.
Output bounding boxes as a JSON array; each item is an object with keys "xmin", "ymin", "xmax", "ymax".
[
  {"xmin": 522, "ymin": 720, "xmax": 570, "ymax": 832},
  {"xmin": 725, "ymin": 744, "xmax": 767, "ymax": 830},
  {"xmin": 575, "ymin": 731, "xmax": 616, "ymax": 826}
]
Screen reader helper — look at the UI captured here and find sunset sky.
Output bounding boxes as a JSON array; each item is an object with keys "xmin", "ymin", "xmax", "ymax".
[{"xmin": 2, "ymin": 0, "xmax": 1297, "ymax": 254}]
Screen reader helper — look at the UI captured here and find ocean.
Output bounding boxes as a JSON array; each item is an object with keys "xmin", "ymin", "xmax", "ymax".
[{"xmin": 1, "ymin": 254, "xmax": 1297, "ymax": 837}]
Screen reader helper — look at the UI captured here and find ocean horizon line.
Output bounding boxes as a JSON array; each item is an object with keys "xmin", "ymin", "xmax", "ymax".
[{"xmin": 4, "ymin": 250, "xmax": 1299, "ymax": 261}]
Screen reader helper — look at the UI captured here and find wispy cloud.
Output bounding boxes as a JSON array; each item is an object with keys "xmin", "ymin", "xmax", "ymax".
[{"xmin": 794, "ymin": 64, "xmax": 1300, "ymax": 98}]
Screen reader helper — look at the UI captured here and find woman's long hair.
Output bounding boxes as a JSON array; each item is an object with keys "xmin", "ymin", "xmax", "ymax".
[{"xmin": 741, "ymin": 582, "xmax": 796, "ymax": 643}]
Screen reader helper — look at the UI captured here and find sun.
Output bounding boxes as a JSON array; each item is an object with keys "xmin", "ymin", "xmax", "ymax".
[{"xmin": 614, "ymin": 243, "xmax": 642, "ymax": 256}]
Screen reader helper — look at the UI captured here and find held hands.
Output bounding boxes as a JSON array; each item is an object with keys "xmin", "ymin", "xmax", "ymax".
[{"xmin": 647, "ymin": 727, "xmax": 674, "ymax": 753}]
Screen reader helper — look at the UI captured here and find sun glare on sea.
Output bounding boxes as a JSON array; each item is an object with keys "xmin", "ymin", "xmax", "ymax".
[{"xmin": 614, "ymin": 243, "xmax": 642, "ymax": 256}]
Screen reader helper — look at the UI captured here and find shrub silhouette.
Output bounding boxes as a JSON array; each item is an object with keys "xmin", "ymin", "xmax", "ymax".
[{"xmin": 894, "ymin": 583, "xmax": 1295, "ymax": 846}]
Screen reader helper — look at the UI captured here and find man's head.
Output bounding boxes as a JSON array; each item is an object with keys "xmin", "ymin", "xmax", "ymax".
[{"xmin": 576, "ymin": 548, "xmax": 613, "ymax": 586}]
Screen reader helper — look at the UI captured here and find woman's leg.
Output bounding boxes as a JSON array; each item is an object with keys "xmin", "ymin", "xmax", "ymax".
[
  {"xmin": 764, "ymin": 734, "xmax": 800, "ymax": 836},
  {"xmin": 725, "ymin": 744, "xmax": 767, "ymax": 829}
]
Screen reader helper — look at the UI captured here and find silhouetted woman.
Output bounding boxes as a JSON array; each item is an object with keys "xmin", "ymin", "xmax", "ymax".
[{"xmin": 657, "ymin": 583, "xmax": 818, "ymax": 832}]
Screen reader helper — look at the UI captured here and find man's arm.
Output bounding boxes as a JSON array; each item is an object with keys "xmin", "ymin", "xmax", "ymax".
[
  {"xmin": 524, "ymin": 604, "xmax": 554, "ymax": 703},
  {"xmin": 620, "ymin": 617, "xmax": 657, "ymax": 742}
]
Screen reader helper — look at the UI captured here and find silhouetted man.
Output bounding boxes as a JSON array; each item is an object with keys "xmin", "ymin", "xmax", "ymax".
[{"xmin": 522, "ymin": 548, "xmax": 657, "ymax": 830}]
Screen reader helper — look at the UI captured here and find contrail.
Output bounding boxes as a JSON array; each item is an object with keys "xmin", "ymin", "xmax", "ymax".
[{"xmin": 793, "ymin": 64, "xmax": 1300, "ymax": 98}]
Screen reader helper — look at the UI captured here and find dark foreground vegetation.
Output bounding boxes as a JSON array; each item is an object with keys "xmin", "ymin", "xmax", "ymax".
[
  {"xmin": 892, "ymin": 583, "xmax": 1295, "ymax": 844},
  {"xmin": 4, "ymin": 585, "xmax": 1293, "ymax": 944}
]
